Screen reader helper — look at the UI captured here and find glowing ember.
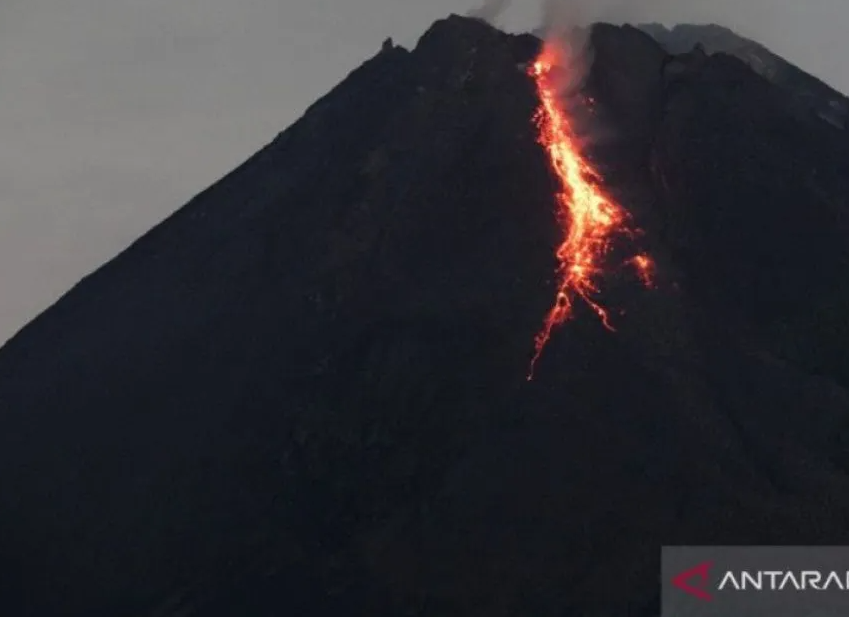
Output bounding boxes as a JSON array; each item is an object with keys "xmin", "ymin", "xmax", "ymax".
[
  {"xmin": 527, "ymin": 42, "xmax": 654, "ymax": 380},
  {"xmin": 630, "ymin": 253, "xmax": 655, "ymax": 288}
]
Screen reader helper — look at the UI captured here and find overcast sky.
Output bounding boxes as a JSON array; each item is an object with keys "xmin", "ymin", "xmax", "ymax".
[{"xmin": 1, "ymin": 0, "xmax": 847, "ymax": 343}]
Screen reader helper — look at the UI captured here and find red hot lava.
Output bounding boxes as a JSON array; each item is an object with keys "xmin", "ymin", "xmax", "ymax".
[{"xmin": 527, "ymin": 41, "xmax": 654, "ymax": 380}]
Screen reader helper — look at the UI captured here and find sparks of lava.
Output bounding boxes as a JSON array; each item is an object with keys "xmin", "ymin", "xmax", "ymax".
[
  {"xmin": 630, "ymin": 253, "xmax": 655, "ymax": 289},
  {"xmin": 527, "ymin": 42, "xmax": 654, "ymax": 380}
]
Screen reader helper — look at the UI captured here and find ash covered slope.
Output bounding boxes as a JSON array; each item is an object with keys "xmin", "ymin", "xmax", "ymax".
[{"xmin": 2, "ymin": 14, "xmax": 849, "ymax": 617}]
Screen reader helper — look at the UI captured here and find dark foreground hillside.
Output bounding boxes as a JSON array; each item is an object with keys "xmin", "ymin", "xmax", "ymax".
[{"xmin": 2, "ymin": 14, "xmax": 849, "ymax": 617}]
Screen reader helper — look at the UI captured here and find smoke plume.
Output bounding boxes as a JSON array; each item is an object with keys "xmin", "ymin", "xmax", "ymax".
[
  {"xmin": 467, "ymin": 0, "xmax": 512, "ymax": 25},
  {"xmin": 533, "ymin": 1, "xmax": 594, "ymax": 104},
  {"xmin": 533, "ymin": 2, "xmax": 619, "ymax": 156}
]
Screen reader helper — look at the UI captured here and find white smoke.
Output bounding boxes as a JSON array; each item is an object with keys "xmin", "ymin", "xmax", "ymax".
[
  {"xmin": 466, "ymin": 0, "xmax": 512, "ymax": 25},
  {"xmin": 532, "ymin": 2, "xmax": 595, "ymax": 100}
]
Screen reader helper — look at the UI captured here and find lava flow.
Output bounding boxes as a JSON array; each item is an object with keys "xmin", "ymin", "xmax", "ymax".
[{"xmin": 527, "ymin": 42, "xmax": 654, "ymax": 380}]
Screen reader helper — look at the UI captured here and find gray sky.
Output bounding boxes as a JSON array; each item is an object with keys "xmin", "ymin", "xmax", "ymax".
[{"xmin": 1, "ymin": 0, "xmax": 847, "ymax": 343}]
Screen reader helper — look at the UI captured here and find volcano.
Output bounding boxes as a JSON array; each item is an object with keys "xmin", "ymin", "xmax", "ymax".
[{"xmin": 3, "ymin": 14, "xmax": 849, "ymax": 617}]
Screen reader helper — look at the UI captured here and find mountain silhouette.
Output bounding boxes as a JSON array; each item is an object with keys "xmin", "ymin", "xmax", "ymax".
[{"xmin": 2, "ymin": 14, "xmax": 849, "ymax": 617}]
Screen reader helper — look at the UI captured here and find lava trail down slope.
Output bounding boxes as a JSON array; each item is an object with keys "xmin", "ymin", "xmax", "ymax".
[
  {"xmin": 527, "ymin": 39, "xmax": 654, "ymax": 378},
  {"xmin": 1, "ymin": 14, "xmax": 849, "ymax": 617}
]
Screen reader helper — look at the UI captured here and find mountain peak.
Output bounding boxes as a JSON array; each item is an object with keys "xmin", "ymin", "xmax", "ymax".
[
  {"xmin": 3, "ymin": 15, "xmax": 849, "ymax": 617},
  {"xmin": 639, "ymin": 22, "xmax": 848, "ymax": 127}
]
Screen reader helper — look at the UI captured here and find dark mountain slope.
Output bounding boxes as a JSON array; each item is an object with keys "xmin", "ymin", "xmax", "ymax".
[
  {"xmin": 640, "ymin": 22, "xmax": 849, "ymax": 128},
  {"xmin": 1, "ymin": 14, "xmax": 849, "ymax": 617}
]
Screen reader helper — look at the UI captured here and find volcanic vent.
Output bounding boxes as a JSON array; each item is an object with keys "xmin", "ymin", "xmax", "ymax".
[{"xmin": 2, "ymin": 13, "xmax": 849, "ymax": 617}]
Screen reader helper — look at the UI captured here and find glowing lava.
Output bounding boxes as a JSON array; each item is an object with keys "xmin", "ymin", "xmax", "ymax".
[
  {"xmin": 527, "ymin": 42, "xmax": 654, "ymax": 380},
  {"xmin": 630, "ymin": 253, "xmax": 655, "ymax": 289}
]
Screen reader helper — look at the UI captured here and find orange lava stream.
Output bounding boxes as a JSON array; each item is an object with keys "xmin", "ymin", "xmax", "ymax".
[{"xmin": 527, "ymin": 42, "xmax": 654, "ymax": 380}]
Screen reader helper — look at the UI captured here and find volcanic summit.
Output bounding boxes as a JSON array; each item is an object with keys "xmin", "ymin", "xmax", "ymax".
[{"xmin": 2, "ymin": 14, "xmax": 849, "ymax": 617}]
